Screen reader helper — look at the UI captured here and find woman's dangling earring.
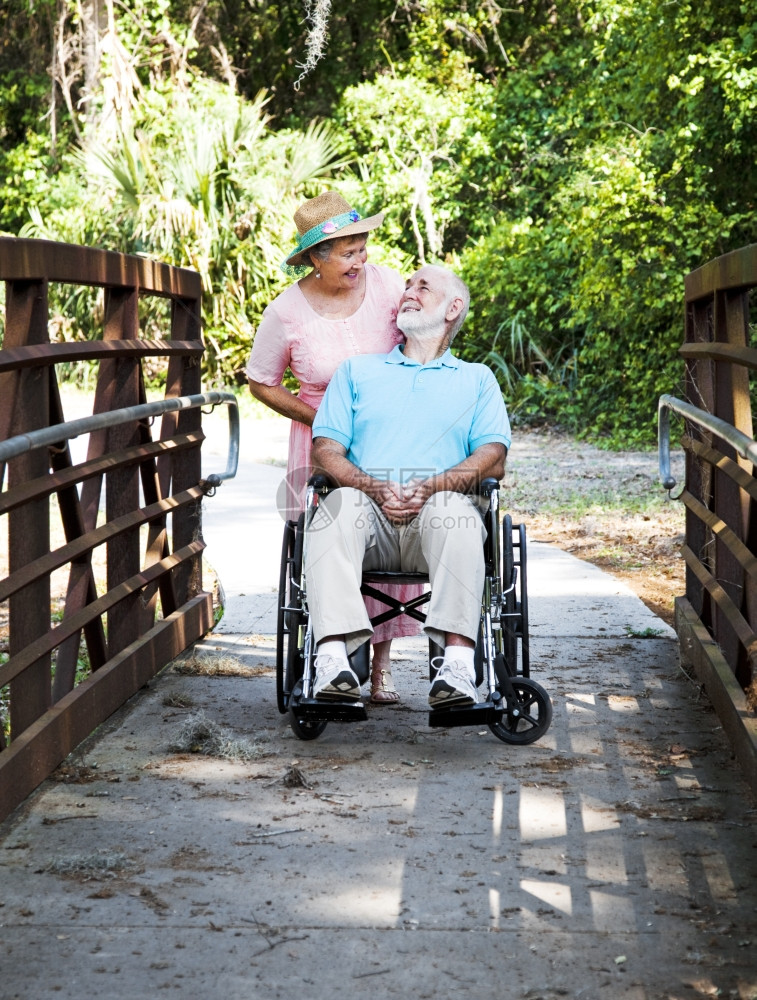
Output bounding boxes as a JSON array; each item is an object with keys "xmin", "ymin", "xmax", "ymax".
[{"xmin": 315, "ymin": 271, "xmax": 321, "ymax": 279}]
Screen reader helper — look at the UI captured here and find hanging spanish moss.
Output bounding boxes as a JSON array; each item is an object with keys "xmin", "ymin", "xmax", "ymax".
[{"xmin": 293, "ymin": 0, "xmax": 332, "ymax": 90}]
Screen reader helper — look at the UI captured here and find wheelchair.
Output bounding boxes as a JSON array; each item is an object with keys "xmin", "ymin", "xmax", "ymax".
[{"xmin": 276, "ymin": 476, "xmax": 552, "ymax": 744}]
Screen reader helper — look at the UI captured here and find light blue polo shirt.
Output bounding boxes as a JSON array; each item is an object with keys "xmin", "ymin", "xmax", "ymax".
[{"xmin": 312, "ymin": 345, "xmax": 511, "ymax": 484}]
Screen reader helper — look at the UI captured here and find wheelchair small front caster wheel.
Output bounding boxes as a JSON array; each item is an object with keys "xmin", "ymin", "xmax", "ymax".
[
  {"xmin": 489, "ymin": 677, "xmax": 552, "ymax": 745},
  {"xmin": 289, "ymin": 709, "xmax": 328, "ymax": 741}
]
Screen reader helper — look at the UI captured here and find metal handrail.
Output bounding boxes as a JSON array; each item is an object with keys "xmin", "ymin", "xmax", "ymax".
[
  {"xmin": 0, "ymin": 391, "xmax": 239, "ymax": 485},
  {"xmin": 658, "ymin": 393, "xmax": 757, "ymax": 490}
]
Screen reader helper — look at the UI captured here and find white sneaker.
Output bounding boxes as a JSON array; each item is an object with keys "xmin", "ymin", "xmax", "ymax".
[
  {"xmin": 312, "ymin": 654, "xmax": 361, "ymax": 702},
  {"xmin": 428, "ymin": 658, "xmax": 478, "ymax": 709}
]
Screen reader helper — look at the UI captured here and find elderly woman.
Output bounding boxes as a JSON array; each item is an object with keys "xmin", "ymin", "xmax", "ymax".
[{"xmin": 246, "ymin": 190, "xmax": 421, "ymax": 704}]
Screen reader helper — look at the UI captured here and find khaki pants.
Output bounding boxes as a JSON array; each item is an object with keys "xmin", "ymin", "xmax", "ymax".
[{"xmin": 304, "ymin": 488, "xmax": 487, "ymax": 655}]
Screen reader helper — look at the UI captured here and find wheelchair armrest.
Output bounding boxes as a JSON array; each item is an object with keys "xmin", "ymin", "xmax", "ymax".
[{"xmin": 479, "ymin": 477, "xmax": 500, "ymax": 497}]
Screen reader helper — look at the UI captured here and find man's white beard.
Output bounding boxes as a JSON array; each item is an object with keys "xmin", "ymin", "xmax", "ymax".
[{"xmin": 396, "ymin": 300, "xmax": 448, "ymax": 340}]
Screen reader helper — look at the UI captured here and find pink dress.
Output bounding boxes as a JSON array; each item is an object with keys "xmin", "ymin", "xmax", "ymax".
[{"xmin": 246, "ymin": 263, "xmax": 423, "ymax": 644}]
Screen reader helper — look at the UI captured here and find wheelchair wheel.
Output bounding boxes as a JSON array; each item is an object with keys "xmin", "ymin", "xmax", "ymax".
[
  {"xmin": 276, "ymin": 521, "xmax": 294, "ymax": 713},
  {"xmin": 517, "ymin": 521, "xmax": 530, "ymax": 678},
  {"xmin": 501, "ymin": 514, "xmax": 519, "ymax": 675},
  {"xmin": 489, "ymin": 676, "xmax": 552, "ymax": 745},
  {"xmin": 289, "ymin": 708, "xmax": 328, "ymax": 741},
  {"xmin": 276, "ymin": 517, "xmax": 305, "ymax": 714}
]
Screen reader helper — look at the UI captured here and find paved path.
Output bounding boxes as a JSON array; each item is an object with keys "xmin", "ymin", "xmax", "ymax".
[{"xmin": 1, "ymin": 412, "xmax": 756, "ymax": 1000}]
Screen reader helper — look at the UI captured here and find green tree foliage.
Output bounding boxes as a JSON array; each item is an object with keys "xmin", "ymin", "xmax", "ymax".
[
  {"xmin": 335, "ymin": 74, "xmax": 488, "ymax": 262},
  {"xmin": 0, "ymin": 0, "xmax": 63, "ymax": 232},
  {"xmin": 145, "ymin": 0, "xmax": 409, "ymax": 120},
  {"xmin": 20, "ymin": 79, "xmax": 351, "ymax": 381},
  {"xmin": 451, "ymin": 0, "xmax": 757, "ymax": 443}
]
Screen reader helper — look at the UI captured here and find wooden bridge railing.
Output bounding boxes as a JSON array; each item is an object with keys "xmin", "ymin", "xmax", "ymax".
[
  {"xmin": 659, "ymin": 242, "xmax": 757, "ymax": 792},
  {"xmin": 0, "ymin": 238, "xmax": 237, "ymax": 822}
]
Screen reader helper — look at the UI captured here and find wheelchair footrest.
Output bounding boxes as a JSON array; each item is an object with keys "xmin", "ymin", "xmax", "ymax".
[
  {"xmin": 292, "ymin": 696, "xmax": 369, "ymax": 724},
  {"xmin": 428, "ymin": 700, "xmax": 504, "ymax": 729}
]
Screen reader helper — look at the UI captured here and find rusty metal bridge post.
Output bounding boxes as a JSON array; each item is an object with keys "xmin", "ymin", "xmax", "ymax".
[
  {"xmin": 658, "ymin": 243, "xmax": 757, "ymax": 792},
  {"xmin": 0, "ymin": 238, "xmax": 238, "ymax": 822}
]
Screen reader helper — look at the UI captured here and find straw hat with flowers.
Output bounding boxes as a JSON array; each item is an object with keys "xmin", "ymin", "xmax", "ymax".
[{"xmin": 282, "ymin": 191, "xmax": 384, "ymax": 275}]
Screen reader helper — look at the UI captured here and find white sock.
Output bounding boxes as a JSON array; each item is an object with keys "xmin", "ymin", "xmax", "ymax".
[
  {"xmin": 444, "ymin": 645, "xmax": 475, "ymax": 674},
  {"xmin": 317, "ymin": 639, "xmax": 349, "ymax": 663}
]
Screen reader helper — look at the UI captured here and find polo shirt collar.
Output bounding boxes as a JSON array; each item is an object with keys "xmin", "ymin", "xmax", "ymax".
[{"xmin": 387, "ymin": 344, "xmax": 460, "ymax": 369}]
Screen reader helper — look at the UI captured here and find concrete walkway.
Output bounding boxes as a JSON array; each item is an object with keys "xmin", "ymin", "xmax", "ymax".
[{"xmin": 1, "ymin": 412, "xmax": 756, "ymax": 1000}]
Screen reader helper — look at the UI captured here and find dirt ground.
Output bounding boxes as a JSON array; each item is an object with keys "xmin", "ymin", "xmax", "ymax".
[{"xmin": 503, "ymin": 429, "xmax": 686, "ymax": 627}]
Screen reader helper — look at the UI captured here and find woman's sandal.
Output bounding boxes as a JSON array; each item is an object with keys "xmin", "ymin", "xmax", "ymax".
[{"xmin": 370, "ymin": 667, "xmax": 400, "ymax": 704}]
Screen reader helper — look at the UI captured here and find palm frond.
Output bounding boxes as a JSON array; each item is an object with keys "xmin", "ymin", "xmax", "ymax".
[{"xmin": 285, "ymin": 119, "xmax": 353, "ymax": 187}]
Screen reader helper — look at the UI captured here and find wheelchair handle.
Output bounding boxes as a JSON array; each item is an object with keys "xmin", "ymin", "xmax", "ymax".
[{"xmin": 479, "ymin": 477, "xmax": 500, "ymax": 497}]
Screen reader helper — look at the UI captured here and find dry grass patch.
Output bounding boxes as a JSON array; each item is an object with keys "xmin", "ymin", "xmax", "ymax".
[
  {"xmin": 46, "ymin": 852, "xmax": 135, "ymax": 878},
  {"xmin": 162, "ymin": 692, "xmax": 195, "ymax": 708},
  {"xmin": 167, "ymin": 710, "xmax": 276, "ymax": 762},
  {"xmin": 172, "ymin": 652, "xmax": 251, "ymax": 676}
]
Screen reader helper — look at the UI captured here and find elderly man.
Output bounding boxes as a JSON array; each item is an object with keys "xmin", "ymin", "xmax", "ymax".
[{"xmin": 304, "ymin": 265, "xmax": 511, "ymax": 708}]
